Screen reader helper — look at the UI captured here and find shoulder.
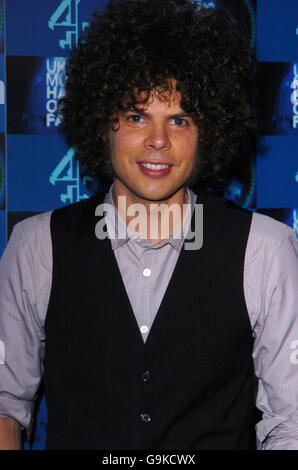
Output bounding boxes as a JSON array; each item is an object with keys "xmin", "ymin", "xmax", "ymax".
[
  {"xmin": 50, "ymin": 192, "xmax": 108, "ymax": 236},
  {"xmin": 52, "ymin": 192, "xmax": 107, "ymax": 218},
  {"xmin": 250, "ymin": 212, "xmax": 294, "ymax": 247},
  {"xmin": 199, "ymin": 188, "xmax": 295, "ymax": 248},
  {"xmin": 4, "ymin": 212, "xmax": 53, "ymax": 276},
  {"xmin": 196, "ymin": 188, "xmax": 252, "ymax": 221},
  {"xmin": 0, "ymin": 211, "xmax": 53, "ymax": 318},
  {"xmin": 12, "ymin": 211, "xmax": 52, "ymax": 244},
  {"xmin": 10, "ymin": 191, "xmax": 107, "ymax": 242},
  {"xmin": 245, "ymin": 212, "xmax": 297, "ymax": 273}
]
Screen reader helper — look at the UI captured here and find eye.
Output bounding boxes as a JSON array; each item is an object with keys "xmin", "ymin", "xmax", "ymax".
[
  {"xmin": 126, "ymin": 114, "xmax": 145, "ymax": 125},
  {"xmin": 171, "ymin": 118, "xmax": 189, "ymax": 128}
]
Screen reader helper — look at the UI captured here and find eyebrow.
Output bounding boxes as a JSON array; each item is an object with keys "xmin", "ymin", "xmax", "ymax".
[{"xmin": 127, "ymin": 109, "xmax": 192, "ymax": 119}]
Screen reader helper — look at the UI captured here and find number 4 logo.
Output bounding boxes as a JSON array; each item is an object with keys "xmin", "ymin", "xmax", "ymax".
[
  {"xmin": 48, "ymin": 0, "xmax": 89, "ymax": 49},
  {"xmin": 50, "ymin": 148, "xmax": 91, "ymax": 204}
]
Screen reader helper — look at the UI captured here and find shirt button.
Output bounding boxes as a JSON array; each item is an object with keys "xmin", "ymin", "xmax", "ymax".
[
  {"xmin": 143, "ymin": 371, "xmax": 151, "ymax": 382},
  {"xmin": 140, "ymin": 325, "xmax": 149, "ymax": 334},
  {"xmin": 143, "ymin": 268, "xmax": 151, "ymax": 277},
  {"xmin": 141, "ymin": 413, "xmax": 151, "ymax": 423}
]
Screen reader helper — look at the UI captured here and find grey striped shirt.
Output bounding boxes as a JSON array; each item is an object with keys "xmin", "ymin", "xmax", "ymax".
[{"xmin": 0, "ymin": 185, "xmax": 297, "ymax": 449}]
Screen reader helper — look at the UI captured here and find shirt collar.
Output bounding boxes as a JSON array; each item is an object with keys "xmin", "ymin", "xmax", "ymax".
[{"xmin": 104, "ymin": 183, "xmax": 197, "ymax": 251}]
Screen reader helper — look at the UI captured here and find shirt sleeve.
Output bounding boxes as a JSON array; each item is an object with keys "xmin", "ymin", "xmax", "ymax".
[
  {"xmin": 0, "ymin": 215, "xmax": 51, "ymax": 438},
  {"xmin": 251, "ymin": 225, "xmax": 298, "ymax": 449}
]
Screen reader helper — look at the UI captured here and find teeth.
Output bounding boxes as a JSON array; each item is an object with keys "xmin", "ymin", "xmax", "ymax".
[{"xmin": 140, "ymin": 163, "xmax": 171, "ymax": 170}]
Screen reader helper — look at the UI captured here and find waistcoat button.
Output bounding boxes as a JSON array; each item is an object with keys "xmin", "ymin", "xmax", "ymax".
[
  {"xmin": 143, "ymin": 371, "xmax": 151, "ymax": 382},
  {"xmin": 141, "ymin": 413, "xmax": 151, "ymax": 423}
]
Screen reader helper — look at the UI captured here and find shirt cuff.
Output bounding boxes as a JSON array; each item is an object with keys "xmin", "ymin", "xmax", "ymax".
[
  {"xmin": 257, "ymin": 419, "xmax": 298, "ymax": 450},
  {"xmin": 0, "ymin": 394, "xmax": 34, "ymax": 440}
]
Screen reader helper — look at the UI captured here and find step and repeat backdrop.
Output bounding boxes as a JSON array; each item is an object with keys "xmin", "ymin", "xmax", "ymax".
[{"xmin": 0, "ymin": 0, "xmax": 297, "ymax": 449}]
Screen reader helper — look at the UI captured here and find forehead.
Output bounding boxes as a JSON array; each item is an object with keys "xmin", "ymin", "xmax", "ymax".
[{"xmin": 133, "ymin": 86, "xmax": 184, "ymax": 113}]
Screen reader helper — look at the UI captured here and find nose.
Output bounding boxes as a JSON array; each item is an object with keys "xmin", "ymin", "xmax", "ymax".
[{"xmin": 143, "ymin": 123, "xmax": 171, "ymax": 151}]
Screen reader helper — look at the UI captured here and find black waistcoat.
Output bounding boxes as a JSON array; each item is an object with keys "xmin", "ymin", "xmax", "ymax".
[{"xmin": 44, "ymin": 188, "xmax": 257, "ymax": 450}]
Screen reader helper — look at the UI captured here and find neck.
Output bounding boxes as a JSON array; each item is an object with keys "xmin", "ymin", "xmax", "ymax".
[{"xmin": 112, "ymin": 180, "xmax": 189, "ymax": 244}]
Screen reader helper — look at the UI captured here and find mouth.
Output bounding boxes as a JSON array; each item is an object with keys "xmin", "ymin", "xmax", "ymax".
[
  {"xmin": 139, "ymin": 162, "xmax": 171, "ymax": 170},
  {"xmin": 137, "ymin": 161, "xmax": 173, "ymax": 178}
]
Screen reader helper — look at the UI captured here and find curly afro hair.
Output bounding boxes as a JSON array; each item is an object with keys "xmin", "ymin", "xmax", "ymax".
[{"xmin": 58, "ymin": 0, "xmax": 256, "ymax": 187}]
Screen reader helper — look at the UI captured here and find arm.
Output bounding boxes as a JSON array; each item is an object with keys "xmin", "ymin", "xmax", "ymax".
[
  {"xmin": 0, "ymin": 216, "xmax": 50, "ymax": 446},
  {"xmin": 0, "ymin": 417, "xmax": 21, "ymax": 450},
  {"xmin": 251, "ymin": 224, "xmax": 298, "ymax": 449}
]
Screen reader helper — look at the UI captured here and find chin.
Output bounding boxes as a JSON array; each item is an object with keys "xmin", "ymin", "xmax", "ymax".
[
  {"xmin": 136, "ymin": 192, "xmax": 163, "ymax": 202},
  {"xmin": 141, "ymin": 189, "xmax": 179, "ymax": 203}
]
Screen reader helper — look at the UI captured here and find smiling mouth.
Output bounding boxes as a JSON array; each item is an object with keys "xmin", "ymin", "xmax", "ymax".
[
  {"xmin": 139, "ymin": 162, "xmax": 172, "ymax": 170},
  {"xmin": 137, "ymin": 161, "xmax": 173, "ymax": 178}
]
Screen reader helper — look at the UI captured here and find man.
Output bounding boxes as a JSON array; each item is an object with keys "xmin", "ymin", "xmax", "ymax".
[{"xmin": 0, "ymin": 0, "xmax": 297, "ymax": 450}]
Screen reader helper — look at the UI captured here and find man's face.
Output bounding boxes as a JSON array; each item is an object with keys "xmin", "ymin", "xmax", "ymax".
[{"xmin": 109, "ymin": 86, "xmax": 198, "ymax": 205}]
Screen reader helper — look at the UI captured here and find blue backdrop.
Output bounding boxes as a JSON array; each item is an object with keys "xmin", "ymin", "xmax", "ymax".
[{"xmin": 0, "ymin": 0, "xmax": 297, "ymax": 449}]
